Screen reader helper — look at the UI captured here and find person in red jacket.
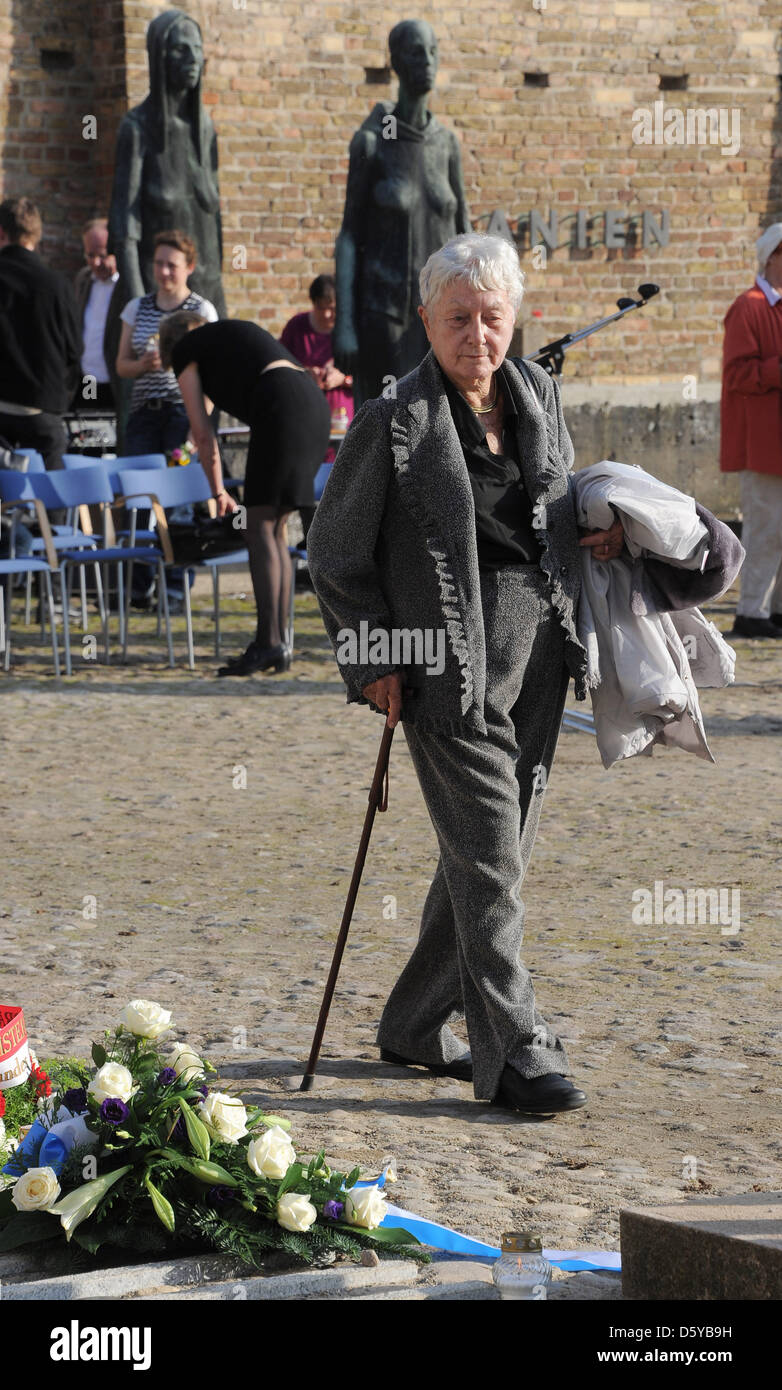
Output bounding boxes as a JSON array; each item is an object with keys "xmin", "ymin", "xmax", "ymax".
[{"xmin": 720, "ymin": 223, "xmax": 782, "ymax": 639}]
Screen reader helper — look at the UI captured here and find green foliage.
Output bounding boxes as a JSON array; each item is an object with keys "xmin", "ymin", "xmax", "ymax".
[
  {"xmin": 42, "ymin": 1057, "xmax": 90, "ymax": 1093},
  {"xmin": 0, "ymin": 1071, "xmax": 52, "ymax": 1141},
  {"xmin": 178, "ymin": 1101, "xmax": 211, "ymax": 1160},
  {"xmin": 0, "ymin": 1210, "xmax": 61, "ymax": 1251},
  {"xmin": 60, "ymin": 1142, "xmax": 98, "ymax": 1187},
  {"xmin": 163, "ymin": 1152, "xmax": 240, "ymax": 1188},
  {"xmin": 245, "ymin": 1108, "xmax": 291, "ymax": 1132},
  {"xmin": 183, "ymin": 1207, "xmax": 281, "ymax": 1268},
  {"xmin": 92, "ymin": 1169, "xmax": 133, "ymax": 1223},
  {"xmin": 144, "ymin": 1173, "xmax": 176, "ymax": 1231},
  {"xmin": 70, "ymin": 1222, "xmax": 105, "ymax": 1254},
  {"xmin": 276, "ymin": 1162, "xmax": 304, "ymax": 1199},
  {"xmin": 73, "ymin": 1216, "xmax": 171, "ymax": 1256}
]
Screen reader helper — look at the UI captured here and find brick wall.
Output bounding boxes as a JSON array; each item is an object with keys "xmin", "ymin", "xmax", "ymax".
[
  {"xmin": 0, "ymin": 0, "xmax": 127, "ymax": 269},
  {"xmin": 2, "ymin": 0, "xmax": 781, "ymax": 396}
]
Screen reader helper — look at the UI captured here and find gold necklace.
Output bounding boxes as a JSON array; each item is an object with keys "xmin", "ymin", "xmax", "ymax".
[{"xmin": 461, "ymin": 382, "xmax": 498, "ymax": 414}]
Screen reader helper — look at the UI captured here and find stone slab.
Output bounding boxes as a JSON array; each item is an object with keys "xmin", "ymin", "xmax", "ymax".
[
  {"xmin": 0, "ymin": 1251, "xmax": 420, "ymax": 1301},
  {"xmin": 0, "ymin": 1245, "xmax": 623, "ymax": 1301},
  {"xmin": 620, "ymin": 1191, "xmax": 782, "ymax": 1300}
]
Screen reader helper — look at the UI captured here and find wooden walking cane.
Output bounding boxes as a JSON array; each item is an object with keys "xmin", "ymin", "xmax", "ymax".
[{"xmin": 299, "ymin": 720, "xmax": 394, "ymax": 1091}]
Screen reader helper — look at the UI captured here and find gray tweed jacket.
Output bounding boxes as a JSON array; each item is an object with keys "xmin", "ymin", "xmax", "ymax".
[{"xmin": 307, "ymin": 347, "xmax": 589, "ymax": 734}]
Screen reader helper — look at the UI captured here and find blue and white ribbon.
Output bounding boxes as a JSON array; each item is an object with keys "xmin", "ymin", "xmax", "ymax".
[{"xmin": 356, "ymin": 1169, "xmax": 621, "ymax": 1272}]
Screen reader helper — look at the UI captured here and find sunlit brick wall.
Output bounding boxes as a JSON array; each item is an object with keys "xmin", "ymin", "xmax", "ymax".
[{"xmin": 0, "ymin": 0, "xmax": 127, "ymax": 269}]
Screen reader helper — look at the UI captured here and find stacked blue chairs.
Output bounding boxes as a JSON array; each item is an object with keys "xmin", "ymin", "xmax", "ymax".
[
  {"xmin": 0, "ymin": 470, "xmax": 61, "ymax": 675},
  {"xmin": 24, "ymin": 465, "xmax": 173, "ymax": 675}
]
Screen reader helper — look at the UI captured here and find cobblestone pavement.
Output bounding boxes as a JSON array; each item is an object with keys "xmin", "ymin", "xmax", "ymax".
[{"xmin": 1, "ymin": 579, "xmax": 780, "ymax": 1291}]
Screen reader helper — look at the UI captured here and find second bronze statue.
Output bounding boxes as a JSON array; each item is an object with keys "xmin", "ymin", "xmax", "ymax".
[{"xmin": 334, "ymin": 18, "xmax": 471, "ymax": 407}]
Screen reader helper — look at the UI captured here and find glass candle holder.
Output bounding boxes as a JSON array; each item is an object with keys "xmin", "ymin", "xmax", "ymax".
[{"xmin": 492, "ymin": 1232, "xmax": 552, "ymax": 1300}]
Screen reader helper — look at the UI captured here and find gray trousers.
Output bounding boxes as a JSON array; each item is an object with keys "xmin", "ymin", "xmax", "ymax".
[
  {"xmin": 736, "ymin": 470, "xmax": 782, "ymax": 618},
  {"xmin": 377, "ymin": 563, "xmax": 572, "ymax": 1101}
]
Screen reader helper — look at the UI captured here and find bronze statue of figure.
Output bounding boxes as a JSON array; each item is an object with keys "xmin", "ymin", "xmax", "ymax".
[
  {"xmin": 334, "ymin": 19, "xmax": 471, "ymax": 407},
  {"xmin": 108, "ymin": 8, "xmax": 226, "ymax": 316}
]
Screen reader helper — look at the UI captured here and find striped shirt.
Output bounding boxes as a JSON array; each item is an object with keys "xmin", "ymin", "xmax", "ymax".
[{"xmin": 120, "ymin": 291, "xmax": 218, "ymax": 411}]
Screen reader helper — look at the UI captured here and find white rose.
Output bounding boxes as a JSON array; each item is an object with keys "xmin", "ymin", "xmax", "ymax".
[
  {"xmin": 201, "ymin": 1091, "xmax": 248, "ymax": 1142},
  {"xmin": 167, "ymin": 1041, "xmax": 205, "ymax": 1084},
  {"xmin": 277, "ymin": 1192, "xmax": 317, "ymax": 1233},
  {"xmin": 119, "ymin": 999, "xmax": 172, "ymax": 1039},
  {"xmin": 88, "ymin": 1062, "xmax": 135, "ymax": 1105},
  {"xmin": 345, "ymin": 1184, "xmax": 387, "ymax": 1231},
  {"xmin": 11, "ymin": 1166, "xmax": 61, "ymax": 1212},
  {"xmin": 247, "ymin": 1126, "xmax": 296, "ymax": 1180}
]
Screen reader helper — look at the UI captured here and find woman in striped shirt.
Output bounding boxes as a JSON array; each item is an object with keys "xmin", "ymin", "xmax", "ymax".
[{"xmin": 116, "ymin": 229, "xmax": 217, "ymax": 456}]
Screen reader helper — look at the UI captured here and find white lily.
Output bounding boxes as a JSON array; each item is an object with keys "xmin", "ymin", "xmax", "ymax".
[{"xmin": 47, "ymin": 1165, "xmax": 132, "ymax": 1240}]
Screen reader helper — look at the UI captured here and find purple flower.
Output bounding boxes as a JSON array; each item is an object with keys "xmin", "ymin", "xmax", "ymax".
[
  {"xmin": 171, "ymin": 1115, "xmax": 186, "ymax": 1141},
  {"xmin": 207, "ymin": 1186, "xmax": 234, "ymax": 1207},
  {"xmin": 157, "ymin": 1068, "xmax": 177, "ymax": 1086},
  {"xmin": 323, "ymin": 1199, "xmax": 344, "ymax": 1222},
  {"xmin": 193, "ymin": 1084, "xmax": 208, "ymax": 1103},
  {"xmin": 100, "ymin": 1097, "xmax": 130, "ymax": 1126},
  {"xmin": 63, "ymin": 1087, "xmax": 87, "ymax": 1113}
]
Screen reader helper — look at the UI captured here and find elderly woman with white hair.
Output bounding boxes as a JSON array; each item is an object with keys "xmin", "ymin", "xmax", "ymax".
[
  {"xmin": 719, "ymin": 221, "xmax": 782, "ymax": 639},
  {"xmin": 307, "ymin": 232, "xmax": 623, "ymax": 1115}
]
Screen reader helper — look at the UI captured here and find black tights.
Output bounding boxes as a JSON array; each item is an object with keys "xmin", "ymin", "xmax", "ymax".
[{"xmin": 246, "ymin": 505, "xmax": 292, "ymax": 650}]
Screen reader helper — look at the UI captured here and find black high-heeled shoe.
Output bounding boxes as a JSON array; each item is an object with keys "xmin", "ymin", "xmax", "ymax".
[{"xmin": 217, "ymin": 641, "xmax": 288, "ymax": 677}]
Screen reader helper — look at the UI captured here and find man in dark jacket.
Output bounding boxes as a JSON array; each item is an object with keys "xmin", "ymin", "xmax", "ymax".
[{"xmin": 0, "ymin": 197, "xmax": 82, "ymax": 471}]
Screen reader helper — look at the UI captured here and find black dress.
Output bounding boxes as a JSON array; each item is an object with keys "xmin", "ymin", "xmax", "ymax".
[{"xmin": 171, "ymin": 319, "xmax": 331, "ymax": 508}]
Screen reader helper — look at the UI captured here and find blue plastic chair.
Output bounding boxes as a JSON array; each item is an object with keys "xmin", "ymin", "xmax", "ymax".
[
  {"xmin": 0, "ymin": 471, "xmax": 61, "ymax": 675},
  {"xmin": 313, "ymin": 462, "xmax": 332, "ymax": 501},
  {"xmin": 118, "ymin": 464, "xmax": 249, "ymax": 668},
  {"xmin": 3, "ymin": 451, "xmax": 96, "ymax": 628},
  {"xmin": 63, "ymin": 452, "xmax": 167, "ymax": 545},
  {"xmin": 20, "ymin": 466, "xmax": 173, "ymax": 675},
  {"xmin": 24, "ymin": 463, "xmax": 101, "ymax": 629},
  {"xmin": 280, "ymin": 461, "xmax": 334, "ymax": 654},
  {"xmin": 13, "ymin": 449, "xmax": 46, "ymax": 472}
]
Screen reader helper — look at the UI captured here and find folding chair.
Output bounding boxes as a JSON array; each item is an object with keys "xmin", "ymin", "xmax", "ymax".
[
  {"xmin": 3, "ymin": 451, "xmax": 96, "ymax": 630},
  {"xmin": 63, "ymin": 452, "xmax": 167, "ymax": 546},
  {"xmin": 117, "ymin": 464, "xmax": 251, "ymax": 668},
  {"xmin": 0, "ymin": 471, "xmax": 62, "ymax": 676}
]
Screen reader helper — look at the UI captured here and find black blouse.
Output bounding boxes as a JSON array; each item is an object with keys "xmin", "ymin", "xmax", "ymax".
[
  {"xmin": 171, "ymin": 320, "xmax": 301, "ymax": 423},
  {"xmin": 439, "ymin": 360, "xmax": 539, "ymax": 568}
]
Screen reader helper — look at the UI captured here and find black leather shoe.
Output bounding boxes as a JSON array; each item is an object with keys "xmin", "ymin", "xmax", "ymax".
[
  {"xmin": 217, "ymin": 642, "xmax": 289, "ymax": 677},
  {"xmin": 379, "ymin": 1047, "xmax": 473, "ymax": 1083},
  {"xmin": 730, "ymin": 615, "xmax": 782, "ymax": 640},
  {"xmin": 770, "ymin": 613, "xmax": 782, "ymax": 628},
  {"xmin": 493, "ymin": 1065, "xmax": 587, "ymax": 1114}
]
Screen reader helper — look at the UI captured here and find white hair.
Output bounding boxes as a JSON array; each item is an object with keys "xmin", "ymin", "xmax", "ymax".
[
  {"xmin": 419, "ymin": 233, "xmax": 525, "ymax": 315},
  {"xmin": 756, "ymin": 223, "xmax": 782, "ymax": 274}
]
